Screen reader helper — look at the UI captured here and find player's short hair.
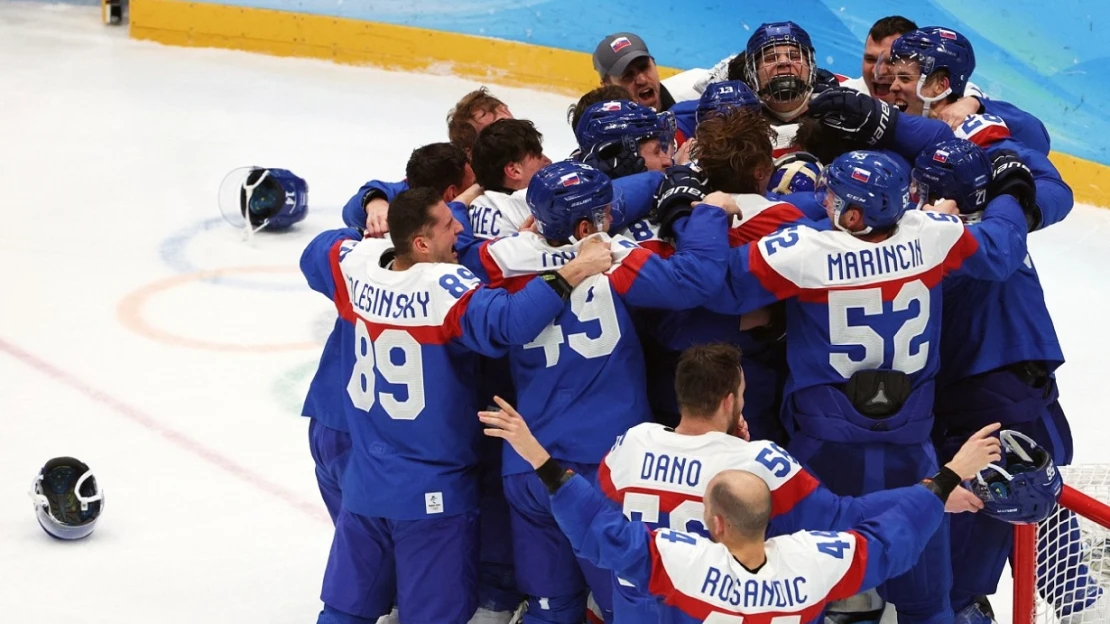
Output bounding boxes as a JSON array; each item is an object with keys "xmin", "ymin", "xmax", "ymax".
[
  {"xmin": 675, "ymin": 344, "xmax": 744, "ymax": 417},
  {"xmin": 692, "ymin": 108, "xmax": 775, "ymax": 194},
  {"xmin": 726, "ymin": 52, "xmax": 747, "ymax": 82},
  {"xmin": 792, "ymin": 117, "xmax": 871, "ymax": 166},
  {"xmin": 470, "ymin": 119, "xmax": 544, "ymax": 190},
  {"xmin": 708, "ymin": 473, "xmax": 772, "ymax": 540},
  {"xmin": 387, "ymin": 187, "xmax": 442, "ymax": 257},
  {"xmin": 447, "ymin": 87, "xmax": 508, "ymax": 151},
  {"xmin": 406, "ymin": 143, "xmax": 469, "ymax": 198},
  {"xmin": 568, "ymin": 84, "xmax": 633, "ymax": 128},
  {"xmin": 867, "ymin": 16, "xmax": 918, "ymax": 42}
]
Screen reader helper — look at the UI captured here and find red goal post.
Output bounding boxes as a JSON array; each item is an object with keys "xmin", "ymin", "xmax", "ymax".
[{"xmin": 1013, "ymin": 466, "xmax": 1110, "ymax": 624}]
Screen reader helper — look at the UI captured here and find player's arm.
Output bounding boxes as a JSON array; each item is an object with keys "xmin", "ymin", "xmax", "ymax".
[
  {"xmin": 700, "ymin": 230, "xmax": 802, "ymax": 316},
  {"xmin": 609, "ymin": 171, "xmax": 666, "ymax": 232},
  {"xmin": 989, "ymin": 140, "xmax": 1073, "ymax": 230},
  {"xmin": 341, "ymin": 179, "xmax": 409, "ymax": 230},
  {"xmin": 978, "ymin": 99, "xmax": 1051, "ymax": 155},
  {"xmin": 941, "ymin": 196, "xmax": 1029, "ymax": 281},
  {"xmin": 885, "ymin": 114, "xmax": 956, "ymax": 163},
  {"xmin": 299, "ymin": 228, "xmax": 362, "ymax": 299},
  {"xmin": 761, "ymin": 191, "xmax": 829, "ymax": 225},
  {"xmin": 609, "ymin": 203, "xmax": 730, "ymax": 310}
]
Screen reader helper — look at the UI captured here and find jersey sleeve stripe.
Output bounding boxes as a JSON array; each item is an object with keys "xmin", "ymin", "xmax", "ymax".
[
  {"xmin": 769, "ymin": 469, "xmax": 821, "ymax": 517},
  {"xmin": 478, "ymin": 241, "xmax": 507, "ymax": 287},
  {"xmin": 329, "ymin": 239, "xmax": 358, "ymax": 323},
  {"xmin": 967, "ymin": 124, "xmax": 1012, "ymax": 147},
  {"xmin": 940, "ymin": 228, "xmax": 981, "ymax": 276},
  {"xmin": 358, "ymin": 289, "xmax": 474, "ymax": 344},
  {"xmin": 609, "ymin": 247, "xmax": 652, "ymax": 296},
  {"xmin": 730, "ymin": 204, "xmax": 805, "ymax": 246},
  {"xmin": 639, "ymin": 239, "xmax": 675, "ymax": 258},
  {"xmin": 598, "ymin": 456, "xmax": 622, "ymax": 503},
  {"xmin": 828, "ymin": 530, "xmax": 869, "ymax": 601},
  {"xmin": 748, "ymin": 244, "xmax": 800, "ymax": 300}
]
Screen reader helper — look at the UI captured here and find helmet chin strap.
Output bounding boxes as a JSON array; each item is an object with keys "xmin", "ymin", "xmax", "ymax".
[
  {"xmin": 915, "ymin": 76, "xmax": 951, "ymax": 119},
  {"xmin": 831, "ymin": 203, "xmax": 873, "ymax": 237}
]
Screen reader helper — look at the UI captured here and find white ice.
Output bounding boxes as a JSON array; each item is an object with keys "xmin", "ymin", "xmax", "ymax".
[{"xmin": 0, "ymin": 3, "xmax": 1107, "ymax": 623}]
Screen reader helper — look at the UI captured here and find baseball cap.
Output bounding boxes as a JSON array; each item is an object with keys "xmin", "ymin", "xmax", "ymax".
[{"xmin": 593, "ymin": 32, "xmax": 652, "ymax": 78}]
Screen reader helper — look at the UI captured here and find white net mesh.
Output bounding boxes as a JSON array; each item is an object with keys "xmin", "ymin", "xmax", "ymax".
[{"xmin": 1029, "ymin": 465, "xmax": 1110, "ymax": 624}]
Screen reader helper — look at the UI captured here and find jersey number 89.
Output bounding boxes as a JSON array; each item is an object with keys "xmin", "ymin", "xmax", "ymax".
[{"xmin": 347, "ymin": 321, "xmax": 426, "ymax": 420}]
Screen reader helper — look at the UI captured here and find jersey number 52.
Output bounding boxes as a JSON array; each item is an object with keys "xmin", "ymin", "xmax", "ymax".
[{"xmin": 827, "ymin": 279, "xmax": 930, "ymax": 377}]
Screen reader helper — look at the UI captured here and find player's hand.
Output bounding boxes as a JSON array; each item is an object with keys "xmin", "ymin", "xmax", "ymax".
[
  {"xmin": 558, "ymin": 235, "xmax": 612, "ymax": 287},
  {"xmin": 700, "ymin": 191, "xmax": 742, "ymax": 218},
  {"xmin": 807, "ymin": 87, "xmax": 899, "ymax": 147},
  {"xmin": 455, "ymin": 183, "xmax": 485, "ymax": 207},
  {"xmin": 734, "ymin": 416, "xmax": 750, "ymax": 442},
  {"xmin": 988, "ymin": 149, "xmax": 1040, "ymax": 231},
  {"xmin": 932, "ymin": 96, "xmax": 980, "ymax": 130},
  {"xmin": 944, "ymin": 485, "xmax": 985, "ymax": 514},
  {"xmin": 364, "ymin": 197, "xmax": 390, "ymax": 238},
  {"xmin": 479, "ymin": 396, "xmax": 551, "ymax": 469},
  {"xmin": 922, "ymin": 199, "xmax": 960, "ymax": 215},
  {"xmin": 674, "ymin": 138, "xmax": 696, "ymax": 166},
  {"xmin": 945, "ymin": 423, "xmax": 1003, "ymax": 480},
  {"xmin": 653, "ymin": 165, "xmax": 710, "ymax": 238},
  {"xmin": 519, "ymin": 215, "xmax": 539, "ymax": 234}
]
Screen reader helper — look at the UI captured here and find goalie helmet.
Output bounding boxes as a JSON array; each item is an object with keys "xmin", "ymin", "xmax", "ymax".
[
  {"xmin": 971, "ymin": 430, "xmax": 1063, "ymax": 525},
  {"xmin": 29, "ymin": 457, "xmax": 104, "ymax": 540},
  {"xmin": 218, "ymin": 167, "xmax": 308, "ymax": 234},
  {"xmin": 743, "ymin": 21, "xmax": 817, "ymax": 107},
  {"xmin": 769, "ymin": 151, "xmax": 822, "ymax": 194}
]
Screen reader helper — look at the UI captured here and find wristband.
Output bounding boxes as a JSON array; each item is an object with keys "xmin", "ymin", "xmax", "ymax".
[
  {"xmin": 361, "ymin": 189, "xmax": 387, "ymax": 209},
  {"xmin": 536, "ymin": 457, "xmax": 575, "ymax": 494},
  {"xmin": 540, "ymin": 271, "xmax": 573, "ymax": 302},
  {"xmin": 920, "ymin": 466, "xmax": 962, "ymax": 502}
]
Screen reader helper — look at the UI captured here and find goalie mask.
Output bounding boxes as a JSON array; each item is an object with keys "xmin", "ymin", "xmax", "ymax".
[
  {"xmin": 218, "ymin": 167, "xmax": 308, "ymax": 236},
  {"xmin": 29, "ymin": 457, "xmax": 104, "ymax": 540},
  {"xmin": 971, "ymin": 430, "xmax": 1063, "ymax": 525}
]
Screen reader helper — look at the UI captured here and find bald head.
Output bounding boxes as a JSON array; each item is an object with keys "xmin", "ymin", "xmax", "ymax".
[{"xmin": 705, "ymin": 470, "xmax": 772, "ymax": 542}]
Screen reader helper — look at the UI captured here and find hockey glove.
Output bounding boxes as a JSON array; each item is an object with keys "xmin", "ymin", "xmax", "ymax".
[
  {"xmin": 581, "ymin": 140, "xmax": 647, "ymax": 180},
  {"xmin": 812, "ymin": 68, "xmax": 841, "ymax": 95},
  {"xmin": 988, "ymin": 149, "xmax": 1040, "ymax": 231},
  {"xmin": 807, "ymin": 87, "xmax": 899, "ymax": 147},
  {"xmin": 653, "ymin": 165, "xmax": 710, "ymax": 239}
]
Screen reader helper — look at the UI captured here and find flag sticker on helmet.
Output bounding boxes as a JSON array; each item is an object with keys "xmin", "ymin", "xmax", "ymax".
[
  {"xmin": 560, "ymin": 173, "xmax": 582, "ymax": 187},
  {"xmin": 610, "ymin": 37, "xmax": 632, "ymax": 52},
  {"xmin": 601, "ymin": 101, "xmax": 623, "ymax": 112},
  {"xmin": 851, "ymin": 168, "xmax": 871, "ymax": 183},
  {"xmin": 938, "ymin": 29, "xmax": 957, "ymax": 40},
  {"xmin": 933, "ymin": 150, "xmax": 949, "ymax": 163}
]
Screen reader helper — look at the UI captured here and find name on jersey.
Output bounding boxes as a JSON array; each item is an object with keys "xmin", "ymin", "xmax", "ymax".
[
  {"xmin": 471, "ymin": 205, "xmax": 502, "ymax": 238},
  {"xmin": 827, "ymin": 238, "xmax": 924, "ymax": 283},
  {"xmin": 641, "ymin": 452, "xmax": 703, "ymax": 488},
  {"xmin": 701, "ymin": 567, "xmax": 809, "ymax": 609},
  {"xmin": 348, "ymin": 277, "xmax": 432, "ymax": 319},
  {"xmin": 541, "ymin": 250, "xmax": 578, "ymax": 269}
]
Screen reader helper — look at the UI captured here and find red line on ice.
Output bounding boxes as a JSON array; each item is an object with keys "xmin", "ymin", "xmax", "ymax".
[{"xmin": 0, "ymin": 337, "xmax": 329, "ymax": 524}]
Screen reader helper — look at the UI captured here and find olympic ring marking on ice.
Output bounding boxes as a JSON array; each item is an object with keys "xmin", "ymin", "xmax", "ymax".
[{"xmin": 117, "ymin": 266, "xmax": 320, "ymax": 353}]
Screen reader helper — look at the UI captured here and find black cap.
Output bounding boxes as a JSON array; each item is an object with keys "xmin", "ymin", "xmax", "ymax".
[{"xmin": 593, "ymin": 32, "xmax": 652, "ymax": 79}]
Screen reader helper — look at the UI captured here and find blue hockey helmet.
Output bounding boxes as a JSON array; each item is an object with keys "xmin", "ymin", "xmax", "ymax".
[
  {"xmin": 695, "ymin": 80, "xmax": 761, "ymax": 127},
  {"xmin": 912, "ymin": 139, "xmax": 991, "ymax": 214},
  {"xmin": 29, "ymin": 456, "xmax": 104, "ymax": 540},
  {"xmin": 218, "ymin": 166, "xmax": 309, "ymax": 233},
  {"xmin": 971, "ymin": 430, "xmax": 1063, "ymax": 525},
  {"xmin": 890, "ymin": 27, "xmax": 976, "ymax": 99},
  {"xmin": 820, "ymin": 150, "xmax": 911, "ymax": 233},
  {"xmin": 768, "ymin": 151, "xmax": 822, "ymax": 194},
  {"xmin": 743, "ymin": 21, "xmax": 817, "ymax": 105},
  {"xmin": 574, "ymin": 100, "xmax": 675, "ymax": 156},
  {"xmin": 526, "ymin": 161, "xmax": 618, "ymax": 242}
]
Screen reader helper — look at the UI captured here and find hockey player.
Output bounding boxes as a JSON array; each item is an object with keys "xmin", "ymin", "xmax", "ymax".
[
  {"xmin": 447, "ymin": 87, "xmax": 514, "ymax": 152},
  {"xmin": 887, "ymin": 27, "xmax": 1052, "ymax": 154},
  {"xmin": 479, "ymin": 395, "xmax": 1004, "ymax": 624},
  {"xmin": 573, "ymin": 100, "xmax": 675, "ymax": 177},
  {"xmin": 599, "ymin": 343, "xmax": 986, "ymax": 622},
  {"xmin": 910, "ymin": 140, "xmax": 1092, "ymax": 623},
  {"xmin": 300, "ymin": 187, "xmax": 613, "ymax": 624},
  {"xmin": 474, "ymin": 161, "xmax": 733, "ymax": 623},
  {"xmin": 738, "ymin": 21, "xmax": 822, "ymax": 156},
  {"xmin": 677, "ymin": 149, "xmax": 1031, "ymax": 623}
]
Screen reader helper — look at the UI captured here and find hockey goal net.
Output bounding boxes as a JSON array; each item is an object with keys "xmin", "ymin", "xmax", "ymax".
[{"xmin": 1014, "ymin": 465, "xmax": 1110, "ymax": 624}]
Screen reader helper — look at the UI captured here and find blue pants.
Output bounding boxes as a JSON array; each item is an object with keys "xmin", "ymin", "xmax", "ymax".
[
  {"xmin": 503, "ymin": 463, "xmax": 614, "ymax": 623},
  {"xmin": 479, "ymin": 443, "xmax": 523, "ymax": 613},
  {"xmin": 309, "ymin": 419, "xmax": 352, "ymax": 524},
  {"xmin": 741, "ymin": 349, "xmax": 788, "ymax": 446},
  {"xmin": 320, "ymin": 508, "xmax": 480, "ymax": 624},
  {"xmin": 934, "ymin": 368, "xmax": 1076, "ymax": 613},
  {"xmin": 785, "ymin": 385, "xmax": 952, "ymax": 624}
]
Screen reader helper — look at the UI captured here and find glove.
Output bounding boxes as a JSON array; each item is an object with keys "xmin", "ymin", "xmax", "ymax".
[
  {"xmin": 581, "ymin": 140, "xmax": 647, "ymax": 180},
  {"xmin": 988, "ymin": 149, "xmax": 1040, "ymax": 231},
  {"xmin": 812, "ymin": 68, "xmax": 841, "ymax": 95},
  {"xmin": 807, "ymin": 87, "xmax": 899, "ymax": 147},
  {"xmin": 652, "ymin": 165, "xmax": 710, "ymax": 238}
]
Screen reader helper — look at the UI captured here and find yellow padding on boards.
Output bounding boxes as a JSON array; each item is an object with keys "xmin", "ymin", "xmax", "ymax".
[{"xmin": 130, "ymin": 0, "xmax": 1105, "ymax": 208}]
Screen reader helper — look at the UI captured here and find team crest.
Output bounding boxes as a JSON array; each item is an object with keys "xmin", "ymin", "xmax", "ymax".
[{"xmin": 610, "ymin": 37, "xmax": 632, "ymax": 52}]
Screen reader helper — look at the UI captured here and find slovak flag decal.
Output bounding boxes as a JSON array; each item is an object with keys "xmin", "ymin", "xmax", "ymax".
[
  {"xmin": 939, "ymin": 29, "xmax": 957, "ymax": 40},
  {"xmin": 933, "ymin": 150, "xmax": 949, "ymax": 163},
  {"xmin": 851, "ymin": 168, "xmax": 871, "ymax": 183},
  {"xmin": 561, "ymin": 173, "xmax": 582, "ymax": 187},
  {"xmin": 610, "ymin": 37, "xmax": 632, "ymax": 52},
  {"xmin": 601, "ymin": 101, "xmax": 623, "ymax": 112}
]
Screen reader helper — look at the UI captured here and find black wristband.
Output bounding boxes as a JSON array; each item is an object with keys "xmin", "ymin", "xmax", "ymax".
[
  {"xmin": 361, "ymin": 189, "xmax": 387, "ymax": 209},
  {"xmin": 540, "ymin": 271, "xmax": 573, "ymax": 301},
  {"xmin": 920, "ymin": 466, "xmax": 962, "ymax": 502},
  {"xmin": 536, "ymin": 457, "xmax": 575, "ymax": 494}
]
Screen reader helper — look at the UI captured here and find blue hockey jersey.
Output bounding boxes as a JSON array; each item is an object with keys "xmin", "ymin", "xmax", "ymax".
[
  {"xmin": 978, "ymin": 98, "xmax": 1051, "ymax": 155},
  {"xmin": 476, "ymin": 205, "xmax": 730, "ymax": 474},
  {"xmin": 300, "ymin": 231, "xmax": 567, "ymax": 519},
  {"xmin": 550, "ymin": 473, "xmax": 944, "ymax": 624},
  {"xmin": 342, "ymin": 179, "xmax": 410, "ymax": 229}
]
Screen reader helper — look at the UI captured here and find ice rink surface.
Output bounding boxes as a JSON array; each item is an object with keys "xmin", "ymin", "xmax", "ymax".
[{"xmin": 1, "ymin": 3, "xmax": 1108, "ymax": 622}]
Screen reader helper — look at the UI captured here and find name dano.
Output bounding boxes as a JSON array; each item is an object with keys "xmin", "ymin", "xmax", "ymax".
[
  {"xmin": 348, "ymin": 277, "xmax": 432, "ymax": 319},
  {"xmin": 641, "ymin": 452, "xmax": 703, "ymax": 487},
  {"xmin": 701, "ymin": 567, "xmax": 809, "ymax": 609},
  {"xmin": 827, "ymin": 239, "xmax": 924, "ymax": 282}
]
